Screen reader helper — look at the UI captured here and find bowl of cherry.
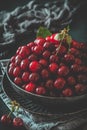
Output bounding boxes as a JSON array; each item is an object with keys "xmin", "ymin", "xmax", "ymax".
[{"xmin": 6, "ymin": 27, "xmax": 87, "ymax": 108}]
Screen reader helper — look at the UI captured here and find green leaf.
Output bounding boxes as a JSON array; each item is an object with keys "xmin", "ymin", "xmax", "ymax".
[{"xmin": 36, "ymin": 26, "xmax": 52, "ymax": 38}]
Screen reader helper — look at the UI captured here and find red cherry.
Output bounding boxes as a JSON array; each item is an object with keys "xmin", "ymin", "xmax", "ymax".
[
  {"xmin": 64, "ymin": 54, "xmax": 75, "ymax": 63},
  {"xmin": 72, "ymin": 40, "xmax": 81, "ymax": 49},
  {"xmin": 10, "ymin": 56, "xmax": 15, "ymax": 63},
  {"xmin": 19, "ymin": 46, "xmax": 30, "ymax": 58},
  {"xmin": 1, "ymin": 115, "xmax": 12, "ymax": 125},
  {"xmin": 57, "ymin": 45, "xmax": 67, "ymax": 55},
  {"xmin": 67, "ymin": 76, "xmax": 76, "ymax": 86},
  {"xmin": 43, "ymin": 41, "xmax": 55, "ymax": 51},
  {"xmin": 71, "ymin": 64, "xmax": 80, "ymax": 72},
  {"xmin": 9, "ymin": 62, "xmax": 15, "ymax": 68},
  {"xmin": 29, "ymin": 61, "xmax": 41, "ymax": 72},
  {"xmin": 49, "ymin": 55, "xmax": 59, "ymax": 63},
  {"xmin": 22, "ymin": 72, "xmax": 30, "ymax": 83},
  {"xmin": 28, "ymin": 54, "xmax": 37, "ymax": 61},
  {"xmin": 39, "ymin": 59, "xmax": 48, "ymax": 67},
  {"xmin": 50, "ymin": 33, "xmax": 59, "ymax": 44},
  {"xmin": 41, "ymin": 69, "xmax": 49, "ymax": 79},
  {"xmin": 75, "ymin": 84, "xmax": 86, "ymax": 94},
  {"xmin": 8, "ymin": 67, "xmax": 14, "ymax": 76},
  {"xmin": 58, "ymin": 66, "xmax": 69, "ymax": 76},
  {"xmin": 54, "ymin": 78, "xmax": 66, "ymax": 89},
  {"xmin": 25, "ymin": 82, "xmax": 36, "ymax": 92},
  {"xmin": 45, "ymin": 79, "xmax": 54, "ymax": 90},
  {"xmin": 33, "ymin": 45, "xmax": 43, "ymax": 54},
  {"xmin": 15, "ymin": 55, "xmax": 22, "ymax": 66},
  {"xmin": 42, "ymin": 50, "xmax": 51, "ymax": 59},
  {"xmin": 13, "ymin": 67, "xmax": 21, "ymax": 77},
  {"xmin": 34, "ymin": 37, "xmax": 45, "ymax": 46},
  {"xmin": 13, "ymin": 117, "xmax": 23, "ymax": 127},
  {"xmin": 74, "ymin": 58, "xmax": 82, "ymax": 65},
  {"xmin": 16, "ymin": 47, "xmax": 21, "ymax": 55},
  {"xmin": 14, "ymin": 77, "xmax": 22, "ymax": 86},
  {"xmin": 29, "ymin": 73, "xmax": 40, "ymax": 82},
  {"xmin": 20, "ymin": 59, "xmax": 29, "ymax": 70},
  {"xmin": 45, "ymin": 36, "xmax": 51, "ymax": 42},
  {"xmin": 62, "ymin": 88, "xmax": 73, "ymax": 97},
  {"xmin": 27, "ymin": 42, "xmax": 35, "ymax": 48},
  {"xmin": 35, "ymin": 87, "xmax": 46, "ymax": 95},
  {"xmin": 49, "ymin": 63, "xmax": 58, "ymax": 73},
  {"xmin": 69, "ymin": 48, "xmax": 80, "ymax": 56}
]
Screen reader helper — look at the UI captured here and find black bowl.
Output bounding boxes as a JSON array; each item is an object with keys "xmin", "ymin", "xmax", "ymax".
[{"xmin": 6, "ymin": 62, "xmax": 87, "ymax": 109}]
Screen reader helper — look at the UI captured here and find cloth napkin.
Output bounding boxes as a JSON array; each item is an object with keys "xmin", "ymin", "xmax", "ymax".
[{"xmin": 0, "ymin": 59, "xmax": 87, "ymax": 130}]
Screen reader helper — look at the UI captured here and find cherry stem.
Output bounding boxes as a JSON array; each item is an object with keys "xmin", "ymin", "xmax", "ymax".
[
  {"xmin": 7, "ymin": 111, "xmax": 13, "ymax": 118},
  {"xmin": 56, "ymin": 41, "xmax": 62, "ymax": 55}
]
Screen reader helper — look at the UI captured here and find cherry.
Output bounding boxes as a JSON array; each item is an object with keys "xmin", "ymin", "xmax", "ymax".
[
  {"xmin": 50, "ymin": 33, "xmax": 59, "ymax": 44},
  {"xmin": 57, "ymin": 45, "xmax": 67, "ymax": 55},
  {"xmin": 49, "ymin": 63, "xmax": 58, "ymax": 73},
  {"xmin": 45, "ymin": 36, "xmax": 51, "ymax": 42},
  {"xmin": 29, "ymin": 61, "xmax": 41, "ymax": 72},
  {"xmin": 64, "ymin": 54, "xmax": 75, "ymax": 63},
  {"xmin": 72, "ymin": 40, "xmax": 81, "ymax": 49},
  {"xmin": 29, "ymin": 73, "xmax": 40, "ymax": 82},
  {"xmin": 27, "ymin": 42, "xmax": 35, "ymax": 48},
  {"xmin": 20, "ymin": 59, "xmax": 29, "ymax": 70},
  {"xmin": 10, "ymin": 56, "xmax": 15, "ymax": 63},
  {"xmin": 41, "ymin": 69, "xmax": 49, "ymax": 79},
  {"xmin": 1, "ymin": 115, "xmax": 12, "ymax": 125},
  {"xmin": 71, "ymin": 64, "xmax": 80, "ymax": 73},
  {"xmin": 34, "ymin": 37, "xmax": 45, "ymax": 46},
  {"xmin": 43, "ymin": 41, "xmax": 55, "ymax": 51},
  {"xmin": 25, "ymin": 82, "xmax": 36, "ymax": 92},
  {"xmin": 15, "ymin": 55, "xmax": 22, "ymax": 66},
  {"xmin": 58, "ymin": 65, "xmax": 69, "ymax": 76},
  {"xmin": 35, "ymin": 87, "xmax": 46, "ymax": 95},
  {"xmin": 9, "ymin": 62, "xmax": 15, "ymax": 68},
  {"xmin": 67, "ymin": 76, "xmax": 76, "ymax": 86},
  {"xmin": 28, "ymin": 54, "xmax": 37, "ymax": 61},
  {"xmin": 74, "ymin": 58, "xmax": 82, "ymax": 65},
  {"xmin": 19, "ymin": 46, "xmax": 30, "ymax": 58},
  {"xmin": 14, "ymin": 77, "xmax": 22, "ymax": 86},
  {"xmin": 62, "ymin": 88, "xmax": 73, "ymax": 97},
  {"xmin": 69, "ymin": 48, "xmax": 80, "ymax": 56},
  {"xmin": 33, "ymin": 45, "xmax": 43, "ymax": 54},
  {"xmin": 75, "ymin": 84, "xmax": 86, "ymax": 94},
  {"xmin": 16, "ymin": 47, "xmax": 21, "ymax": 55},
  {"xmin": 13, "ymin": 67, "xmax": 21, "ymax": 77},
  {"xmin": 45, "ymin": 79, "xmax": 54, "ymax": 90},
  {"xmin": 49, "ymin": 55, "xmax": 59, "ymax": 63},
  {"xmin": 13, "ymin": 117, "xmax": 23, "ymax": 127},
  {"xmin": 54, "ymin": 78, "xmax": 66, "ymax": 89},
  {"xmin": 42, "ymin": 50, "xmax": 51, "ymax": 59},
  {"xmin": 43, "ymin": 41, "xmax": 51, "ymax": 49},
  {"xmin": 22, "ymin": 72, "xmax": 30, "ymax": 83},
  {"xmin": 8, "ymin": 67, "xmax": 14, "ymax": 76},
  {"xmin": 39, "ymin": 59, "xmax": 48, "ymax": 67}
]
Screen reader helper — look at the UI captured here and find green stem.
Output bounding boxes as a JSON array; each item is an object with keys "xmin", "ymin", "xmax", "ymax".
[
  {"xmin": 56, "ymin": 41, "xmax": 62, "ymax": 55},
  {"xmin": 7, "ymin": 111, "xmax": 12, "ymax": 118}
]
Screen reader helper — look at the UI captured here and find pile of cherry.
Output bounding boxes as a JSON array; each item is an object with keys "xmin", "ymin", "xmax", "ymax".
[
  {"xmin": 0, "ymin": 101, "xmax": 24, "ymax": 127},
  {"xmin": 8, "ymin": 28, "xmax": 87, "ymax": 97}
]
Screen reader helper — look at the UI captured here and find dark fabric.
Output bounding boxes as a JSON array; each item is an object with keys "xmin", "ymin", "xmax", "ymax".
[{"xmin": 0, "ymin": 0, "xmax": 87, "ymax": 59}]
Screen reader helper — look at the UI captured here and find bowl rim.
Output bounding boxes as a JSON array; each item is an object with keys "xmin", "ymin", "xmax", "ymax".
[{"xmin": 6, "ymin": 61, "xmax": 87, "ymax": 101}]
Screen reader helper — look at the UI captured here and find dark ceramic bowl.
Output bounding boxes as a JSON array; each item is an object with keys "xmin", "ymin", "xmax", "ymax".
[{"xmin": 6, "ymin": 62, "xmax": 87, "ymax": 109}]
